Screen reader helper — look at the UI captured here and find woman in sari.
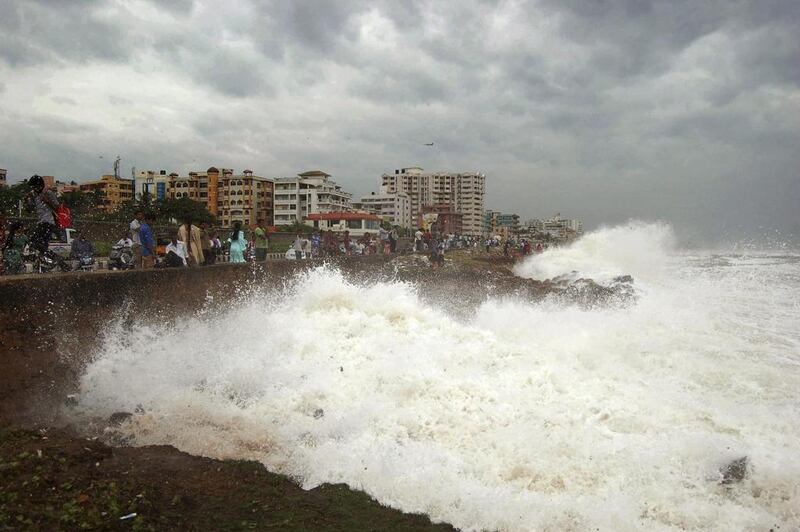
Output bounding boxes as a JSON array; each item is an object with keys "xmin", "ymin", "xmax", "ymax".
[{"xmin": 228, "ymin": 221, "xmax": 248, "ymax": 263}]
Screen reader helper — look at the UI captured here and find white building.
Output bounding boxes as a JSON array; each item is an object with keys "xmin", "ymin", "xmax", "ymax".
[
  {"xmin": 305, "ymin": 212, "xmax": 382, "ymax": 237},
  {"xmin": 353, "ymin": 187, "xmax": 413, "ymax": 229},
  {"xmin": 134, "ymin": 169, "xmax": 173, "ymax": 201},
  {"xmin": 274, "ymin": 170, "xmax": 352, "ymax": 226},
  {"xmin": 527, "ymin": 214, "xmax": 584, "ymax": 240},
  {"xmin": 381, "ymin": 167, "xmax": 486, "ymax": 235}
]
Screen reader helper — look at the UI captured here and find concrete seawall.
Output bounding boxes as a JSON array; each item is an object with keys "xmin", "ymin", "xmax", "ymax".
[{"xmin": 0, "ymin": 257, "xmax": 392, "ymax": 425}]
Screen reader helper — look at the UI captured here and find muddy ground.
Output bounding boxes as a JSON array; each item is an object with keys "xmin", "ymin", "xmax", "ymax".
[{"xmin": 0, "ymin": 251, "xmax": 628, "ymax": 530}]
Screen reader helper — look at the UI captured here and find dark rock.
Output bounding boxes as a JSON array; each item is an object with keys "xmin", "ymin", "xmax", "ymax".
[
  {"xmin": 313, "ymin": 408, "xmax": 324, "ymax": 419},
  {"xmin": 613, "ymin": 275, "xmax": 634, "ymax": 284},
  {"xmin": 108, "ymin": 412, "xmax": 133, "ymax": 426},
  {"xmin": 720, "ymin": 456, "xmax": 748, "ymax": 484}
]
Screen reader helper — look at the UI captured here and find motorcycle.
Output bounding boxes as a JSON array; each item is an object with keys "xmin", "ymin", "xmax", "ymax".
[
  {"xmin": 73, "ymin": 254, "xmax": 95, "ymax": 272},
  {"xmin": 108, "ymin": 245, "xmax": 134, "ymax": 270},
  {"xmin": 31, "ymin": 248, "xmax": 71, "ymax": 273}
]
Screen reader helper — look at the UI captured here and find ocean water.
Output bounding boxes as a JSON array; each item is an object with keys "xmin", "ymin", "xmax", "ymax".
[{"xmin": 76, "ymin": 222, "xmax": 800, "ymax": 531}]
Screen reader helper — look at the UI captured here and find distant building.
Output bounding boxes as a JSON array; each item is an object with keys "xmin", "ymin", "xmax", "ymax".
[
  {"xmin": 305, "ymin": 212, "xmax": 382, "ymax": 237},
  {"xmin": 134, "ymin": 169, "xmax": 172, "ymax": 201},
  {"xmin": 55, "ymin": 180, "xmax": 80, "ymax": 195},
  {"xmin": 527, "ymin": 214, "xmax": 583, "ymax": 241},
  {"xmin": 420, "ymin": 204, "xmax": 463, "ymax": 235},
  {"xmin": 353, "ymin": 186, "xmax": 413, "ymax": 229},
  {"xmin": 0, "ymin": 168, "xmax": 6, "ymax": 188},
  {"xmin": 381, "ymin": 167, "xmax": 485, "ymax": 236},
  {"xmin": 274, "ymin": 170, "xmax": 352, "ymax": 226},
  {"xmin": 484, "ymin": 210, "xmax": 520, "ymax": 236},
  {"xmin": 133, "ymin": 168, "xmax": 274, "ymax": 227},
  {"xmin": 80, "ymin": 175, "xmax": 135, "ymax": 212}
]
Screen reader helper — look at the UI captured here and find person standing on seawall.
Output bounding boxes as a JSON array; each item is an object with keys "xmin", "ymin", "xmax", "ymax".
[
  {"xmin": 228, "ymin": 221, "xmax": 247, "ymax": 263},
  {"xmin": 179, "ymin": 217, "xmax": 204, "ymax": 266},
  {"xmin": 389, "ymin": 227, "xmax": 398, "ymax": 253},
  {"xmin": 26, "ymin": 175, "xmax": 59, "ymax": 259},
  {"xmin": 254, "ymin": 223, "xmax": 269, "ymax": 262},
  {"xmin": 200, "ymin": 222, "xmax": 213, "ymax": 265},
  {"xmin": 130, "ymin": 209, "xmax": 144, "ymax": 268},
  {"xmin": 139, "ymin": 214, "xmax": 156, "ymax": 268},
  {"xmin": 292, "ymin": 233, "xmax": 304, "ymax": 260}
]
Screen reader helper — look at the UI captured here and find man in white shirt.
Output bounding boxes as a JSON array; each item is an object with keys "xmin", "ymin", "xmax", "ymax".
[
  {"xmin": 414, "ymin": 229, "xmax": 423, "ymax": 252},
  {"xmin": 165, "ymin": 235, "xmax": 188, "ymax": 267},
  {"xmin": 116, "ymin": 234, "xmax": 134, "ymax": 248},
  {"xmin": 130, "ymin": 210, "xmax": 144, "ymax": 268}
]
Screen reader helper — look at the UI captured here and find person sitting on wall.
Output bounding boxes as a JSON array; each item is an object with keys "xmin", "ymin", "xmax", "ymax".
[
  {"xmin": 164, "ymin": 235, "xmax": 188, "ymax": 267},
  {"xmin": 116, "ymin": 233, "xmax": 133, "ymax": 248}
]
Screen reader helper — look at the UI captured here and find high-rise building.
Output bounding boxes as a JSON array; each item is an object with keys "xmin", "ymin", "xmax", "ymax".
[
  {"xmin": 381, "ymin": 167, "xmax": 486, "ymax": 235},
  {"xmin": 353, "ymin": 186, "xmax": 413, "ymax": 229},
  {"xmin": 273, "ymin": 170, "xmax": 352, "ymax": 226},
  {"xmin": 0, "ymin": 168, "xmax": 7, "ymax": 188},
  {"xmin": 79, "ymin": 175, "xmax": 135, "ymax": 212}
]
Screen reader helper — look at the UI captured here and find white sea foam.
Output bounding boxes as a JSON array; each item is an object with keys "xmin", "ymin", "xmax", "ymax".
[
  {"xmin": 513, "ymin": 220, "xmax": 676, "ymax": 283},
  {"xmin": 76, "ymin": 223, "xmax": 800, "ymax": 531}
]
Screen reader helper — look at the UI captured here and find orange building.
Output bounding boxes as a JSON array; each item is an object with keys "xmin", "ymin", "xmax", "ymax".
[
  {"xmin": 167, "ymin": 167, "xmax": 274, "ymax": 228},
  {"xmin": 80, "ymin": 175, "xmax": 134, "ymax": 212}
]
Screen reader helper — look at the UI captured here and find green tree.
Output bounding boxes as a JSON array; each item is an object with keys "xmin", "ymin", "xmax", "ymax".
[
  {"xmin": 0, "ymin": 182, "xmax": 30, "ymax": 217},
  {"xmin": 157, "ymin": 197, "xmax": 216, "ymax": 225},
  {"xmin": 59, "ymin": 190, "xmax": 98, "ymax": 218}
]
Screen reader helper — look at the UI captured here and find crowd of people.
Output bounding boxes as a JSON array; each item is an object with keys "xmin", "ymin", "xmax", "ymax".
[{"xmin": 2, "ymin": 175, "xmax": 552, "ymax": 276}]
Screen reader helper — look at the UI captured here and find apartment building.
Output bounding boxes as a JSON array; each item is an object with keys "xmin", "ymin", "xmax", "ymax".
[
  {"xmin": 526, "ymin": 214, "xmax": 584, "ymax": 241},
  {"xmin": 273, "ymin": 170, "xmax": 352, "ymax": 226},
  {"xmin": 353, "ymin": 186, "xmax": 413, "ymax": 229},
  {"xmin": 80, "ymin": 175, "xmax": 135, "ymax": 212},
  {"xmin": 134, "ymin": 167, "xmax": 274, "ymax": 227},
  {"xmin": 484, "ymin": 210, "xmax": 520, "ymax": 235},
  {"xmin": 381, "ymin": 167, "xmax": 486, "ymax": 236}
]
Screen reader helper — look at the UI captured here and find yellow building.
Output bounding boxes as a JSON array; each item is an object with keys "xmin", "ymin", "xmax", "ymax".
[
  {"xmin": 80, "ymin": 175, "xmax": 134, "ymax": 212},
  {"xmin": 167, "ymin": 167, "xmax": 274, "ymax": 228}
]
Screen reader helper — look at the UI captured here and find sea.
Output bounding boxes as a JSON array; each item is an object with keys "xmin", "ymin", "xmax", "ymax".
[{"xmin": 76, "ymin": 221, "xmax": 800, "ymax": 531}]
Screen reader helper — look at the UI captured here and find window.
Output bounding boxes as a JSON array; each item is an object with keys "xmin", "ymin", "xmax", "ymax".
[{"xmin": 347, "ymin": 220, "xmax": 361, "ymax": 229}]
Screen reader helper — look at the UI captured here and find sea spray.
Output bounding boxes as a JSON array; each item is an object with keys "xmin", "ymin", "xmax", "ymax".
[
  {"xmin": 514, "ymin": 220, "xmax": 676, "ymax": 283},
  {"xmin": 76, "ymin": 225, "xmax": 800, "ymax": 531}
]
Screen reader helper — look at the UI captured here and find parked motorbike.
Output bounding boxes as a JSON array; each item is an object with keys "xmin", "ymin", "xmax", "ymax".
[
  {"xmin": 73, "ymin": 254, "xmax": 95, "ymax": 272},
  {"xmin": 33, "ymin": 248, "xmax": 71, "ymax": 273},
  {"xmin": 108, "ymin": 245, "xmax": 134, "ymax": 270}
]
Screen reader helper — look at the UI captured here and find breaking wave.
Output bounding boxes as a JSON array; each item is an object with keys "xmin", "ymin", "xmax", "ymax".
[{"xmin": 76, "ymin": 222, "xmax": 800, "ymax": 531}]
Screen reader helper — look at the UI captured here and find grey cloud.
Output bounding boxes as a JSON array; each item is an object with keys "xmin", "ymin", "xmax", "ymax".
[
  {"xmin": 0, "ymin": 0, "xmax": 798, "ymax": 242},
  {"xmin": 0, "ymin": 0, "xmax": 132, "ymax": 67}
]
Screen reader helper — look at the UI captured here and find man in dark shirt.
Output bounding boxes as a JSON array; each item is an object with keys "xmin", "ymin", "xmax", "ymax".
[{"xmin": 70, "ymin": 231, "xmax": 94, "ymax": 258}]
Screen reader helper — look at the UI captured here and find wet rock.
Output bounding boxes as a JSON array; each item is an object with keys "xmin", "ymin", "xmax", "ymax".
[
  {"xmin": 313, "ymin": 408, "xmax": 325, "ymax": 419},
  {"xmin": 720, "ymin": 456, "xmax": 748, "ymax": 484},
  {"xmin": 613, "ymin": 275, "xmax": 634, "ymax": 284},
  {"xmin": 108, "ymin": 412, "xmax": 133, "ymax": 426},
  {"xmin": 64, "ymin": 394, "xmax": 79, "ymax": 406}
]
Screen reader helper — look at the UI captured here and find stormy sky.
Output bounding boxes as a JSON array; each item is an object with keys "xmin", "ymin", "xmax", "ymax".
[{"xmin": 1, "ymin": 0, "xmax": 798, "ymax": 242}]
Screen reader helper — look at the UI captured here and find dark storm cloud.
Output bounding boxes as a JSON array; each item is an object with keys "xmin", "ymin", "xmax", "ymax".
[
  {"xmin": 0, "ymin": 0, "xmax": 132, "ymax": 67},
  {"xmin": 0, "ymin": 0, "xmax": 798, "ymax": 242}
]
